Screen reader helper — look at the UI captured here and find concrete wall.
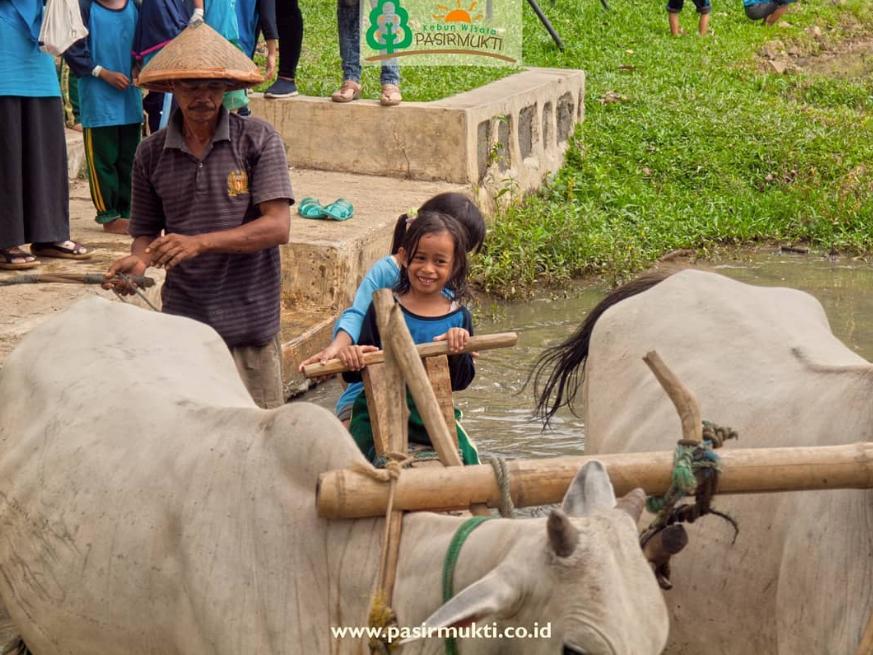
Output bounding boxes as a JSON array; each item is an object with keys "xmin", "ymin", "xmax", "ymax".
[{"xmin": 250, "ymin": 67, "xmax": 585, "ymax": 213}]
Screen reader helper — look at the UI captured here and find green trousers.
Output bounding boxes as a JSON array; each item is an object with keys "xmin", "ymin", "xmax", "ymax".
[
  {"xmin": 349, "ymin": 391, "xmax": 480, "ymax": 466},
  {"xmin": 83, "ymin": 124, "xmax": 141, "ymax": 223}
]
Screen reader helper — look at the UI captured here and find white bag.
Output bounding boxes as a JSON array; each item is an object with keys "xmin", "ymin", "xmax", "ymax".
[{"xmin": 39, "ymin": 0, "xmax": 89, "ymax": 56}]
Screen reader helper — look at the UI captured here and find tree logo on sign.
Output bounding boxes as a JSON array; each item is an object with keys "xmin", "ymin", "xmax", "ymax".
[{"xmin": 366, "ymin": 0, "xmax": 413, "ymax": 55}]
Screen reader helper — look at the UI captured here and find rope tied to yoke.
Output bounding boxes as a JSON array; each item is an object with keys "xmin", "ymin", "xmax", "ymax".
[
  {"xmin": 484, "ymin": 456, "xmax": 515, "ymax": 518},
  {"xmin": 642, "ymin": 420, "xmax": 740, "ymax": 547},
  {"xmin": 353, "ymin": 452, "xmax": 415, "ymax": 653}
]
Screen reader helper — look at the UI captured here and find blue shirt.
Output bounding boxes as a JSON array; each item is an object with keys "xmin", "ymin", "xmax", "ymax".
[
  {"xmin": 334, "ymin": 255, "xmax": 401, "ymax": 344},
  {"xmin": 77, "ymin": 0, "xmax": 142, "ymax": 128},
  {"xmin": 333, "ymin": 254, "xmax": 454, "ymax": 343},
  {"xmin": 206, "ymin": 0, "xmax": 240, "ymax": 45},
  {"xmin": 336, "ymin": 301, "xmax": 474, "ymax": 415},
  {"xmin": 0, "ymin": 2, "xmax": 60, "ymax": 97}
]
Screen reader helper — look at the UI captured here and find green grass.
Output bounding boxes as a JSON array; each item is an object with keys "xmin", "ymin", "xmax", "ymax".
[
  {"xmin": 265, "ymin": 0, "xmax": 873, "ymax": 297},
  {"xmin": 474, "ymin": 0, "xmax": 873, "ymax": 296}
]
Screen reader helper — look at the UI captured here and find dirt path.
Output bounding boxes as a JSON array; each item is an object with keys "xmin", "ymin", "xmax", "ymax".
[{"xmin": 0, "ymin": 180, "xmax": 163, "ymax": 369}]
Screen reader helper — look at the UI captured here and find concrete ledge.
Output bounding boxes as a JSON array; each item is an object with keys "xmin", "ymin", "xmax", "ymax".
[{"xmin": 250, "ymin": 67, "xmax": 584, "ymax": 212}]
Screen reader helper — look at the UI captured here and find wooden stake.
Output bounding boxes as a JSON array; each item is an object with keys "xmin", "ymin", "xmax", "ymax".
[
  {"xmin": 302, "ymin": 333, "xmax": 517, "ymax": 378},
  {"xmin": 425, "ymin": 355, "xmax": 455, "ymax": 430},
  {"xmin": 382, "ymin": 301, "xmax": 463, "ymax": 467},
  {"xmin": 371, "ymin": 291, "xmax": 407, "ymax": 603},
  {"xmin": 317, "ymin": 442, "xmax": 873, "ymax": 519},
  {"xmin": 643, "ymin": 350, "xmax": 702, "ymax": 443}
]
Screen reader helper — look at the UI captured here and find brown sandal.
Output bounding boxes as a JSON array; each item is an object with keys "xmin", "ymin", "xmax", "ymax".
[
  {"xmin": 331, "ymin": 80, "xmax": 362, "ymax": 103},
  {"xmin": 0, "ymin": 247, "xmax": 39, "ymax": 270},
  {"xmin": 379, "ymin": 84, "xmax": 402, "ymax": 107},
  {"xmin": 30, "ymin": 240, "xmax": 92, "ymax": 260}
]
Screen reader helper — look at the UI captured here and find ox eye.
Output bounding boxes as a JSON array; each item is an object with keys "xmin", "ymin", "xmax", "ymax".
[{"xmin": 562, "ymin": 646, "xmax": 587, "ymax": 655}]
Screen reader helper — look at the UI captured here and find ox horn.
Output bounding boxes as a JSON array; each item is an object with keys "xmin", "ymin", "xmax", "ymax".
[
  {"xmin": 615, "ymin": 488, "xmax": 646, "ymax": 523},
  {"xmin": 642, "ymin": 524, "xmax": 689, "ymax": 590}
]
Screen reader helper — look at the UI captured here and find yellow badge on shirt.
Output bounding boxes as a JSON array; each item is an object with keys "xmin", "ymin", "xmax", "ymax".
[{"xmin": 227, "ymin": 170, "xmax": 249, "ymax": 197}]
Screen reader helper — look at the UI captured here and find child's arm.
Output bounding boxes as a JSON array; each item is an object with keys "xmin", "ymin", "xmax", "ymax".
[
  {"xmin": 440, "ymin": 309, "xmax": 475, "ymax": 391},
  {"xmin": 64, "ymin": 2, "xmax": 130, "ymax": 90},
  {"xmin": 341, "ymin": 304, "xmax": 382, "ymax": 384},
  {"xmin": 334, "ymin": 257, "xmax": 399, "ymax": 345},
  {"xmin": 190, "ymin": 0, "xmax": 205, "ymax": 24}
]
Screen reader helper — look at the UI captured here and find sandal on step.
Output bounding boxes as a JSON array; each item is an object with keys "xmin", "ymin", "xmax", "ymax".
[
  {"xmin": 331, "ymin": 80, "xmax": 362, "ymax": 103},
  {"xmin": 0, "ymin": 247, "xmax": 39, "ymax": 270},
  {"xmin": 298, "ymin": 197, "xmax": 355, "ymax": 221},
  {"xmin": 380, "ymin": 84, "xmax": 402, "ymax": 107},
  {"xmin": 30, "ymin": 240, "xmax": 92, "ymax": 260}
]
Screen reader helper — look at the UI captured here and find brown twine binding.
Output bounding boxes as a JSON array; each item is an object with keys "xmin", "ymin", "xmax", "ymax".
[{"xmin": 353, "ymin": 453, "xmax": 413, "ymax": 653}]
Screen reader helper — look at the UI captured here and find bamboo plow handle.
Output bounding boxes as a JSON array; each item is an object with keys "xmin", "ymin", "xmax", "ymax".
[
  {"xmin": 643, "ymin": 350, "xmax": 703, "ymax": 443},
  {"xmin": 302, "ymin": 332, "xmax": 518, "ymax": 378},
  {"xmin": 317, "ymin": 442, "xmax": 873, "ymax": 519}
]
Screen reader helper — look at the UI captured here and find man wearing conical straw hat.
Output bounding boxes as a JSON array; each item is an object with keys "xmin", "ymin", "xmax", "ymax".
[{"xmin": 105, "ymin": 23, "xmax": 294, "ymax": 409}]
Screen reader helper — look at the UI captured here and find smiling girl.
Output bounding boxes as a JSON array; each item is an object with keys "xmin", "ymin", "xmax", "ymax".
[{"xmin": 340, "ymin": 211, "xmax": 479, "ymax": 465}]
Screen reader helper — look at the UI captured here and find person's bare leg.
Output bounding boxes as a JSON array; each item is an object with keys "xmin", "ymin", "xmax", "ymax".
[
  {"xmin": 765, "ymin": 5, "xmax": 789, "ymax": 25},
  {"xmin": 698, "ymin": 12, "xmax": 710, "ymax": 35},
  {"xmin": 102, "ymin": 219, "xmax": 130, "ymax": 235},
  {"xmin": 669, "ymin": 12, "xmax": 682, "ymax": 35}
]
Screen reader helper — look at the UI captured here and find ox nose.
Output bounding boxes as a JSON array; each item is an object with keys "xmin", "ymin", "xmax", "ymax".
[{"xmin": 562, "ymin": 646, "xmax": 588, "ymax": 655}]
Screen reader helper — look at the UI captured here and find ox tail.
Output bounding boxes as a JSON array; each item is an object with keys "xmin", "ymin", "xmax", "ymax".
[
  {"xmin": 2, "ymin": 638, "xmax": 31, "ymax": 655},
  {"xmin": 530, "ymin": 269, "xmax": 676, "ymax": 427}
]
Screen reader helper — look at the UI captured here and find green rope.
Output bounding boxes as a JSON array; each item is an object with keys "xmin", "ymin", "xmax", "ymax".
[
  {"xmin": 645, "ymin": 421, "xmax": 738, "ymax": 516},
  {"xmin": 442, "ymin": 516, "xmax": 494, "ymax": 655}
]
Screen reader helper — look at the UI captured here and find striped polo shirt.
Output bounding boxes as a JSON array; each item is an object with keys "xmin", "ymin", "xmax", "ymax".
[{"xmin": 130, "ymin": 108, "xmax": 294, "ymax": 347}]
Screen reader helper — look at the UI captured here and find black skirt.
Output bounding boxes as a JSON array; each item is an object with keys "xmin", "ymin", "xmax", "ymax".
[{"xmin": 0, "ymin": 96, "xmax": 70, "ymax": 249}]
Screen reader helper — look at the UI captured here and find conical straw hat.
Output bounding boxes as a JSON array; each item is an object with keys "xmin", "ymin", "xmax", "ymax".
[{"xmin": 137, "ymin": 22, "xmax": 264, "ymax": 92}]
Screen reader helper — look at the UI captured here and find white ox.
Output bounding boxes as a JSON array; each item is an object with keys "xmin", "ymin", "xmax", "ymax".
[
  {"xmin": 533, "ymin": 269, "xmax": 873, "ymax": 654},
  {"xmin": 0, "ymin": 297, "xmax": 668, "ymax": 655}
]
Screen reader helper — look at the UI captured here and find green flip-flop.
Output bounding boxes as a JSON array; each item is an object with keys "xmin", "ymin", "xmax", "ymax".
[
  {"xmin": 298, "ymin": 197, "xmax": 328, "ymax": 219},
  {"xmin": 323, "ymin": 198, "xmax": 354, "ymax": 221},
  {"xmin": 298, "ymin": 197, "xmax": 355, "ymax": 221}
]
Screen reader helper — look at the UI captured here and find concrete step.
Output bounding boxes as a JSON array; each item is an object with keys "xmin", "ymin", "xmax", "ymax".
[{"xmin": 250, "ymin": 67, "xmax": 585, "ymax": 214}]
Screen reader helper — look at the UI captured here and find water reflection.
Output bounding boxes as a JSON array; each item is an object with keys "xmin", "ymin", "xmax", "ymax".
[{"xmin": 295, "ymin": 253, "xmax": 873, "ymax": 459}]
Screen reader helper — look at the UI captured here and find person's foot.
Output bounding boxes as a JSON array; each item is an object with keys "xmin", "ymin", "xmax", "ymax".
[
  {"xmin": 102, "ymin": 218, "xmax": 130, "ymax": 235},
  {"xmin": 380, "ymin": 84, "xmax": 402, "ymax": 107},
  {"xmin": 264, "ymin": 78, "xmax": 299, "ymax": 99},
  {"xmin": 30, "ymin": 240, "xmax": 91, "ymax": 260},
  {"xmin": 0, "ymin": 246, "xmax": 39, "ymax": 270},
  {"xmin": 331, "ymin": 80, "xmax": 362, "ymax": 103}
]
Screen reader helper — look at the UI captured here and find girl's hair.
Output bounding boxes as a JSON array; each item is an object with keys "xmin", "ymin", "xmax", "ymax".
[
  {"xmin": 390, "ymin": 193, "xmax": 486, "ymax": 255},
  {"xmin": 394, "ymin": 211, "xmax": 469, "ymax": 302}
]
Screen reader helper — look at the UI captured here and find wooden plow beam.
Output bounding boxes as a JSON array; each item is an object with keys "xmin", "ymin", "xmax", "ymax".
[
  {"xmin": 317, "ymin": 441, "xmax": 873, "ymax": 519},
  {"xmin": 301, "ymin": 332, "xmax": 518, "ymax": 379}
]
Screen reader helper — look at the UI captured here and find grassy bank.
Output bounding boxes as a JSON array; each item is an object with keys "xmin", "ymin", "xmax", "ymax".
[
  {"xmin": 286, "ymin": 0, "xmax": 873, "ymax": 297},
  {"xmin": 479, "ymin": 1, "xmax": 873, "ymax": 296}
]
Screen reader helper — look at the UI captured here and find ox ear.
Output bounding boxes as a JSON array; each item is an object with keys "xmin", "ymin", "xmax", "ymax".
[
  {"xmin": 561, "ymin": 460, "xmax": 617, "ymax": 517},
  {"xmin": 399, "ymin": 571, "xmax": 519, "ymax": 646}
]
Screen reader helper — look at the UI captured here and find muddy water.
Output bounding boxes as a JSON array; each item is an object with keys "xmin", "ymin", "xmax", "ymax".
[{"xmin": 296, "ymin": 253, "xmax": 873, "ymax": 458}]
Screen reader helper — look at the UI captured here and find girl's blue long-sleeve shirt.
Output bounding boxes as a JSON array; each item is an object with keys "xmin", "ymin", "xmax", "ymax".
[
  {"xmin": 333, "ymin": 255, "xmax": 400, "ymax": 345},
  {"xmin": 333, "ymin": 254, "xmax": 453, "ymax": 344},
  {"xmin": 336, "ymin": 301, "xmax": 475, "ymax": 415}
]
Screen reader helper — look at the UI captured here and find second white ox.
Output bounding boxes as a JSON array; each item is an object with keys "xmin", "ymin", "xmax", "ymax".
[
  {"xmin": 0, "ymin": 298, "xmax": 668, "ymax": 655},
  {"xmin": 534, "ymin": 269, "xmax": 873, "ymax": 654}
]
